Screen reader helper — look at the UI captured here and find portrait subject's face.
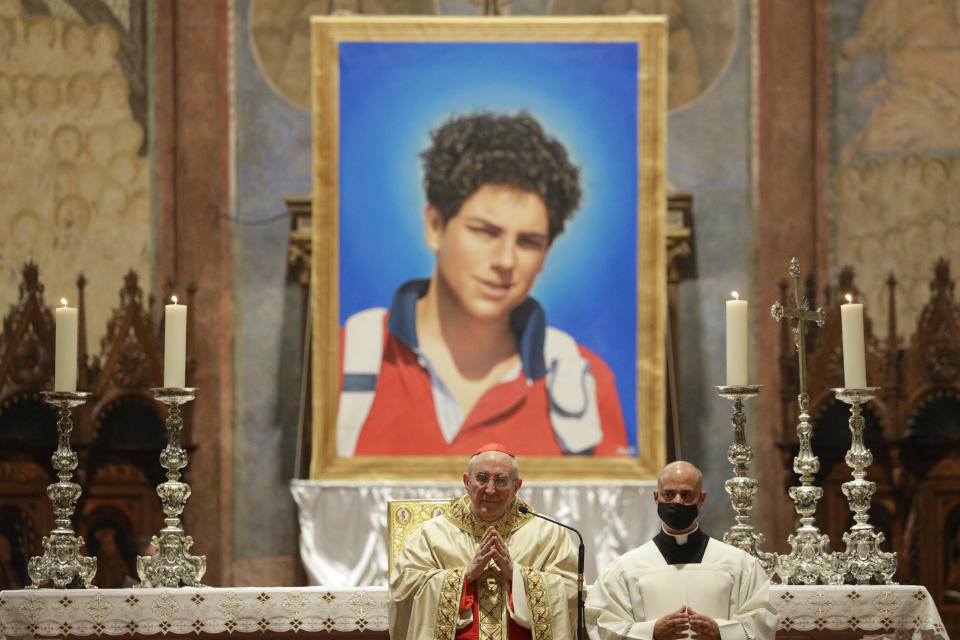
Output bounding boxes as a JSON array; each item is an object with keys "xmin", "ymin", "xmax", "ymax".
[{"xmin": 426, "ymin": 184, "xmax": 549, "ymax": 323}]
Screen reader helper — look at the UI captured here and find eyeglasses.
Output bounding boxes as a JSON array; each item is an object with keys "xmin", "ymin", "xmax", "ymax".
[
  {"xmin": 472, "ymin": 472, "xmax": 513, "ymax": 488},
  {"xmin": 658, "ymin": 490, "xmax": 699, "ymax": 504}
]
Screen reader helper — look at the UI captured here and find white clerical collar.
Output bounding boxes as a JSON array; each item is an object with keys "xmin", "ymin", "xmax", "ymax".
[{"xmin": 661, "ymin": 523, "xmax": 699, "ymax": 545}]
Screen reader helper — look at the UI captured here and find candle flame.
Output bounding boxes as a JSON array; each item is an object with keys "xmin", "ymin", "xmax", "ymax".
[
  {"xmin": 60, "ymin": 298, "xmax": 68, "ymax": 307},
  {"xmin": 731, "ymin": 291, "xmax": 740, "ymax": 300},
  {"xmin": 845, "ymin": 293, "xmax": 853, "ymax": 303},
  {"xmin": 171, "ymin": 295, "xmax": 178, "ymax": 304}
]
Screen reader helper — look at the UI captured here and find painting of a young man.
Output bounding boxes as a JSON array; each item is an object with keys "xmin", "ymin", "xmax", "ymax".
[{"xmin": 337, "ymin": 111, "xmax": 628, "ymax": 457}]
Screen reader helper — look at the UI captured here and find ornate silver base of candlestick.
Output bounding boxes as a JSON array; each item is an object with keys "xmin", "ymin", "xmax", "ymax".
[
  {"xmin": 774, "ymin": 392, "xmax": 842, "ymax": 585},
  {"xmin": 137, "ymin": 387, "xmax": 206, "ymax": 587},
  {"xmin": 27, "ymin": 391, "xmax": 97, "ymax": 588},
  {"xmin": 831, "ymin": 387, "xmax": 897, "ymax": 584},
  {"xmin": 716, "ymin": 385, "xmax": 775, "ymax": 575}
]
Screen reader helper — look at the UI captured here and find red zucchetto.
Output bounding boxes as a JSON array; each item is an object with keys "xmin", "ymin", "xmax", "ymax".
[{"xmin": 471, "ymin": 442, "xmax": 516, "ymax": 458}]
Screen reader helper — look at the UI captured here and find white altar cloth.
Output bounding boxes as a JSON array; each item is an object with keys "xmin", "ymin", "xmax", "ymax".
[
  {"xmin": 769, "ymin": 585, "xmax": 948, "ymax": 637},
  {"xmin": 0, "ymin": 587, "xmax": 388, "ymax": 637},
  {"xmin": 290, "ymin": 480, "xmax": 660, "ymax": 586},
  {"xmin": 0, "ymin": 585, "xmax": 948, "ymax": 639}
]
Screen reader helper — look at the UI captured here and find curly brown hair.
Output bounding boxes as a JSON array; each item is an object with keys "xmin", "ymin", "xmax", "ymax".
[{"xmin": 421, "ymin": 111, "xmax": 581, "ymax": 243}]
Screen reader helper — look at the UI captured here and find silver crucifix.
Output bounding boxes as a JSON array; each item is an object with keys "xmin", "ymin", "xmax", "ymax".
[{"xmin": 770, "ymin": 258, "xmax": 840, "ymax": 584}]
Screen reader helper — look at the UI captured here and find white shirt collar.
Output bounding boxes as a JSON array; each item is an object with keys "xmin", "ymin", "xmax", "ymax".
[
  {"xmin": 660, "ymin": 523, "xmax": 699, "ymax": 545},
  {"xmin": 414, "ymin": 348, "xmax": 522, "ymax": 444}
]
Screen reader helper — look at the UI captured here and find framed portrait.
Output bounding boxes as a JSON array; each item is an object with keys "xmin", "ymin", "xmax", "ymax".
[{"xmin": 310, "ymin": 16, "xmax": 666, "ymax": 480}]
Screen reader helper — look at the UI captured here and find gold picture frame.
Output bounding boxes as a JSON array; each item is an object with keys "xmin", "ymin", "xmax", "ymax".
[{"xmin": 310, "ymin": 16, "xmax": 666, "ymax": 481}]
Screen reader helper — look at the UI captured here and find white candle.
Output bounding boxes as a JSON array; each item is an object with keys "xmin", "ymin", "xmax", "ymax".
[
  {"xmin": 164, "ymin": 296, "xmax": 187, "ymax": 388},
  {"xmin": 841, "ymin": 294, "xmax": 867, "ymax": 388},
  {"xmin": 55, "ymin": 299, "xmax": 78, "ymax": 392},
  {"xmin": 726, "ymin": 292, "xmax": 748, "ymax": 385}
]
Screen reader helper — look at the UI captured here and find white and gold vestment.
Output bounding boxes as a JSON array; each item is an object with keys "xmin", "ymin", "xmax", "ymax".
[
  {"xmin": 389, "ymin": 495, "xmax": 577, "ymax": 640},
  {"xmin": 585, "ymin": 534, "xmax": 778, "ymax": 640}
]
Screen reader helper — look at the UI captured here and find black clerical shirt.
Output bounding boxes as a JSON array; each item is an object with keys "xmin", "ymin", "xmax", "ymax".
[{"xmin": 653, "ymin": 528, "xmax": 709, "ymax": 565}]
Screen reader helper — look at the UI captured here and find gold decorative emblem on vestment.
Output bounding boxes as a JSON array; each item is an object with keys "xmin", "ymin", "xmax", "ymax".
[
  {"xmin": 478, "ymin": 570, "xmax": 504, "ymax": 640},
  {"xmin": 523, "ymin": 567, "xmax": 553, "ymax": 640},
  {"xmin": 434, "ymin": 567, "xmax": 464, "ymax": 640},
  {"xmin": 446, "ymin": 495, "xmax": 533, "ymax": 538}
]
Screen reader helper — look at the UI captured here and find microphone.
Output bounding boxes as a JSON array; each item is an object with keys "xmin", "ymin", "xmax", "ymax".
[{"xmin": 518, "ymin": 504, "xmax": 586, "ymax": 640}]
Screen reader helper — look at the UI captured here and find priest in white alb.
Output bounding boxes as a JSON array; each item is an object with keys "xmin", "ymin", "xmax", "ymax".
[
  {"xmin": 585, "ymin": 461, "xmax": 778, "ymax": 640},
  {"xmin": 389, "ymin": 443, "xmax": 578, "ymax": 640}
]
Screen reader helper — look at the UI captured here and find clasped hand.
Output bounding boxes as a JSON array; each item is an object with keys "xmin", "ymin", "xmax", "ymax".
[
  {"xmin": 653, "ymin": 606, "xmax": 720, "ymax": 640},
  {"xmin": 464, "ymin": 526, "xmax": 513, "ymax": 583}
]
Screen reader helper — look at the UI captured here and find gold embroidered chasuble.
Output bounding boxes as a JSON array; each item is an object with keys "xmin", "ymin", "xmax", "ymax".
[{"xmin": 389, "ymin": 495, "xmax": 578, "ymax": 640}]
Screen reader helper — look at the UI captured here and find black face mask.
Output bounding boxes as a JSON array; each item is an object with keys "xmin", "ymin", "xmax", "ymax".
[{"xmin": 657, "ymin": 501, "xmax": 699, "ymax": 531}]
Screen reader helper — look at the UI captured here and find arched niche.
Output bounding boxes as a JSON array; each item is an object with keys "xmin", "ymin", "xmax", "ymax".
[
  {"xmin": 0, "ymin": 505, "xmax": 37, "ymax": 589},
  {"xmin": 92, "ymin": 393, "xmax": 165, "ymax": 449},
  {"xmin": 83, "ymin": 505, "xmax": 136, "ymax": 589},
  {"xmin": 908, "ymin": 390, "xmax": 960, "ymax": 442},
  {"xmin": 0, "ymin": 392, "xmax": 57, "ymax": 450},
  {"xmin": 943, "ymin": 504, "xmax": 960, "ymax": 603}
]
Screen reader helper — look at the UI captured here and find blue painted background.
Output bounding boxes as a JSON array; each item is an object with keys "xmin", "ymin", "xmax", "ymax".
[{"xmin": 338, "ymin": 41, "xmax": 639, "ymax": 451}]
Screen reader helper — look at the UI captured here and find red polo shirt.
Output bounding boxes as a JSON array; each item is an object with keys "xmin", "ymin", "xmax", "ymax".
[{"xmin": 342, "ymin": 316, "xmax": 628, "ymax": 457}]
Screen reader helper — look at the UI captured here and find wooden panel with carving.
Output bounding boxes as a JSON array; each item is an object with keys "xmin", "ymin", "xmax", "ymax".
[
  {"xmin": 0, "ymin": 459, "xmax": 48, "ymax": 589},
  {"xmin": 918, "ymin": 454, "xmax": 960, "ymax": 636},
  {"xmin": 0, "ymin": 263, "xmax": 188, "ymax": 589},
  {"xmin": 778, "ymin": 258, "xmax": 960, "ymax": 637}
]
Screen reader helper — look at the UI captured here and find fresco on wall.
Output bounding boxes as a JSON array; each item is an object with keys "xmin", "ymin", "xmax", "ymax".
[
  {"xmin": 0, "ymin": 0, "xmax": 152, "ymax": 354},
  {"xmin": 248, "ymin": 0, "xmax": 735, "ymax": 114},
  {"xmin": 551, "ymin": 0, "xmax": 737, "ymax": 112},
  {"xmin": 834, "ymin": 0, "xmax": 960, "ymax": 337},
  {"xmin": 248, "ymin": 0, "xmax": 437, "ymax": 111}
]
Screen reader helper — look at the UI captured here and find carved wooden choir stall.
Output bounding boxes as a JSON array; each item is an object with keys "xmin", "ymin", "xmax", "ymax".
[
  {"xmin": 0, "ymin": 263, "xmax": 195, "ymax": 589},
  {"xmin": 779, "ymin": 258, "xmax": 960, "ymax": 633}
]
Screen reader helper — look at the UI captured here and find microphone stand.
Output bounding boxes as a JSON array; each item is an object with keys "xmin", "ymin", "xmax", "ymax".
[{"xmin": 519, "ymin": 504, "xmax": 585, "ymax": 640}]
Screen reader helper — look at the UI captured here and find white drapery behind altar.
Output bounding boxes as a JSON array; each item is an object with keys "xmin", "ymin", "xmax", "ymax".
[{"xmin": 290, "ymin": 480, "xmax": 659, "ymax": 587}]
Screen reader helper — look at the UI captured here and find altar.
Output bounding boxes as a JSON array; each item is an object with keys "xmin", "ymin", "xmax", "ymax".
[{"xmin": 0, "ymin": 585, "xmax": 948, "ymax": 640}]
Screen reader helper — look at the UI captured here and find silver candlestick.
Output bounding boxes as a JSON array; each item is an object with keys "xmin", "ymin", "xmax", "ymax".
[
  {"xmin": 831, "ymin": 387, "xmax": 897, "ymax": 584},
  {"xmin": 717, "ymin": 385, "xmax": 775, "ymax": 575},
  {"xmin": 28, "ymin": 391, "xmax": 97, "ymax": 588},
  {"xmin": 771, "ymin": 258, "xmax": 840, "ymax": 584},
  {"xmin": 774, "ymin": 392, "xmax": 841, "ymax": 584},
  {"xmin": 137, "ymin": 387, "xmax": 206, "ymax": 587}
]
